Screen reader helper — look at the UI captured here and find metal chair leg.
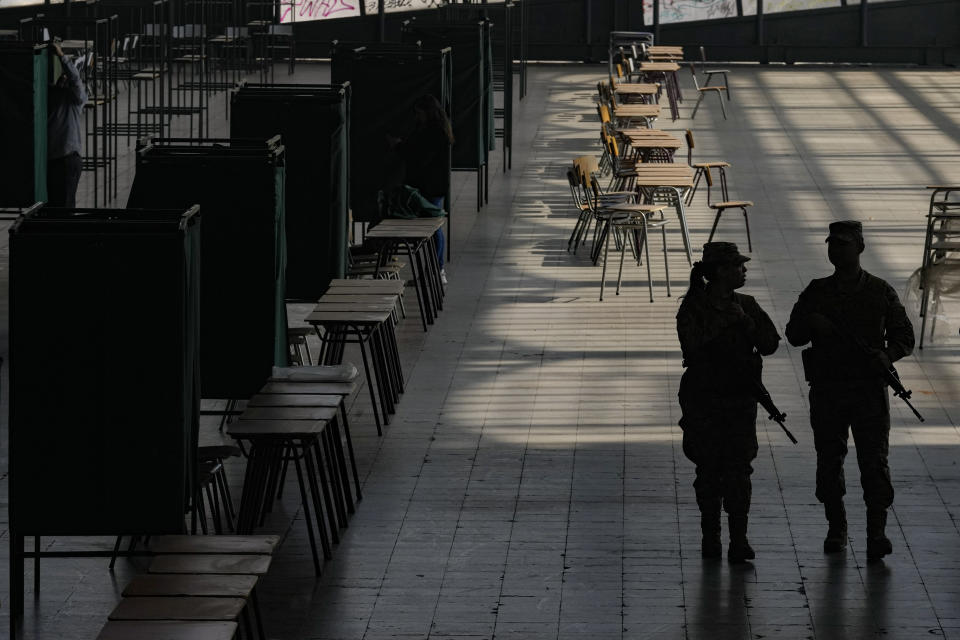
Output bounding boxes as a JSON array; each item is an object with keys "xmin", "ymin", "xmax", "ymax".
[
  {"xmin": 600, "ymin": 219, "xmax": 612, "ymax": 301},
  {"xmin": 691, "ymin": 93, "xmax": 704, "ymax": 119},
  {"xmin": 662, "ymin": 222, "xmax": 671, "ymax": 298},
  {"xmin": 708, "ymin": 209, "xmax": 724, "ymax": 242},
  {"xmin": 742, "ymin": 207, "xmax": 752, "ymax": 252}
]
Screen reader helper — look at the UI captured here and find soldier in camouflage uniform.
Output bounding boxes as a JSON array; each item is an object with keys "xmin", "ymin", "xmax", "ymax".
[
  {"xmin": 677, "ymin": 242, "xmax": 781, "ymax": 562},
  {"xmin": 785, "ymin": 221, "xmax": 914, "ymax": 561}
]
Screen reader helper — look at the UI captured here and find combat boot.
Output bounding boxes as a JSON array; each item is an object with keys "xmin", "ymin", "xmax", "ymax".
[
  {"xmin": 823, "ymin": 500, "xmax": 848, "ymax": 553},
  {"xmin": 866, "ymin": 508, "xmax": 893, "ymax": 561},
  {"xmin": 701, "ymin": 510, "xmax": 722, "ymax": 559},
  {"xmin": 727, "ymin": 514, "xmax": 755, "ymax": 563}
]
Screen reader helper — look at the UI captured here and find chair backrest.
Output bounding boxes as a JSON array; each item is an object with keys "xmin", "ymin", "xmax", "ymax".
[
  {"xmin": 598, "ymin": 103, "xmax": 611, "ymax": 124},
  {"xmin": 631, "ymin": 44, "xmax": 639, "ymax": 59},
  {"xmin": 685, "ymin": 129, "xmax": 694, "ymax": 165},
  {"xmin": 616, "ymin": 63, "xmax": 624, "ymax": 80},
  {"xmin": 580, "ymin": 155, "xmax": 600, "ymax": 179}
]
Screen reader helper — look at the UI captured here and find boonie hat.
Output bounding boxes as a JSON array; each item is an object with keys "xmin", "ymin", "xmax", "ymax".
[
  {"xmin": 826, "ymin": 220, "xmax": 863, "ymax": 244},
  {"xmin": 701, "ymin": 241, "xmax": 750, "ymax": 265}
]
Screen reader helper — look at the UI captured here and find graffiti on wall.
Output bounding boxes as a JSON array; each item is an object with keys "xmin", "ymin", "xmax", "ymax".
[
  {"xmin": 279, "ymin": 0, "xmax": 360, "ymax": 23},
  {"xmin": 363, "ymin": 0, "xmax": 444, "ymax": 14},
  {"xmin": 639, "ymin": 0, "xmax": 894, "ymax": 24}
]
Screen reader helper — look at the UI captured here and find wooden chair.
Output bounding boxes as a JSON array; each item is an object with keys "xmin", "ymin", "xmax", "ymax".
[
  {"xmin": 704, "ymin": 166, "xmax": 753, "ymax": 251},
  {"xmin": 684, "ymin": 129, "xmax": 730, "ymax": 205},
  {"xmin": 699, "ymin": 46, "xmax": 731, "ymax": 99},
  {"xmin": 570, "ymin": 156, "xmax": 634, "ymax": 256},
  {"xmin": 688, "ymin": 64, "xmax": 727, "ymax": 120}
]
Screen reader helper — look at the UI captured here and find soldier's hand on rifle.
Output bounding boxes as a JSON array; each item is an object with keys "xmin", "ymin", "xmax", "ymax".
[{"xmin": 806, "ymin": 312, "xmax": 838, "ymax": 340}]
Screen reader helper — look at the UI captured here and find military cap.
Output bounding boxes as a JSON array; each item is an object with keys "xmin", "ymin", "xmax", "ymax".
[
  {"xmin": 701, "ymin": 242, "xmax": 750, "ymax": 265},
  {"xmin": 825, "ymin": 220, "xmax": 863, "ymax": 244}
]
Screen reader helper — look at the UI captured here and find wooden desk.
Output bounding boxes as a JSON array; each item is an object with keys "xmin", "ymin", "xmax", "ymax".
[
  {"xmin": 366, "ymin": 219, "xmax": 445, "ymax": 330},
  {"xmin": 611, "ymin": 104, "xmax": 661, "ymax": 128},
  {"xmin": 621, "ymin": 131, "xmax": 682, "ymax": 163},
  {"xmin": 628, "ymin": 166, "xmax": 694, "ymax": 263},
  {"xmin": 637, "ymin": 62, "xmax": 683, "ymax": 120},
  {"xmin": 615, "ymin": 83, "xmax": 658, "ymax": 95}
]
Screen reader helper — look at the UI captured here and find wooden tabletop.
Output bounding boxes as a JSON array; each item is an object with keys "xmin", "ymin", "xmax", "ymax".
[
  {"xmin": 615, "ymin": 83, "xmax": 658, "ymax": 94},
  {"xmin": 638, "ymin": 62, "xmax": 681, "ymax": 72},
  {"xmin": 368, "ymin": 218, "xmax": 445, "ymax": 235},
  {"xmin": 304, "ymin": 309, "xmax": 393, "ymax": 324},
  {"xmin": 313, "ymin": 300, "xmax": 397, "ymax": 312},
  {"xmin": 226, "ymin": 419, "xmax": 326, "ymax": 437},
  {"xmin": 241, "ymin": 406, "xmax": 339, "ymax": 421},
  {"xmin": 98, "ymin": 621, "xmax": 239, "ymax": 640},
  {"xmin": 122, "ymin": 574, "xmax": 259, "ymax": 598},
  {"xmin": 320, "ymin": 293, "xmax": 402, "ymax": 303},
  {"xmin": 612, "ymin": 105, "xmax": 661, "ymax": 116},
  {"xmin": 329, "ymin": 278, "xmax": 405, "ymax": 291},
  {"xmin": 248, "ymin": 393, "xmax": 344, "ymax": 408},
  {"xmin": 261, "ymin": 381, "xmax": 355, "ymax": 395},
  {"xmin": 148, "ymin": 554, "xmax": 273, "ymax": 576},
  {"xmin": 147, "ymin": 535, "xmax": 279, "ymax": 555},
  {"xmin": 648, "ymin": 46, "xmax": 684, "ymax": 54},
  {"xmin": 622, "ymin": 131, "xmax": 683, "ymax": 146},
  {"xmin": 109, "ymin": 596, "xmax": 247, "ymax": 621}
]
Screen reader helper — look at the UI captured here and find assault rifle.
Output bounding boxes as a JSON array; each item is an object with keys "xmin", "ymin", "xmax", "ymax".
[
  {"xmin": 751, "ymin": 378, "xmax": 798, "ymax": 444},
  {"xmin": 825, "ymin": 318, "xmax": 925, "ymax": 423}
]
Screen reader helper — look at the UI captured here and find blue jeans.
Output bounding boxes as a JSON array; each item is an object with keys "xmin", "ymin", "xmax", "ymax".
[{"xmin": 428, "ymin": 196, "xmax": 445, "ymax": 269}]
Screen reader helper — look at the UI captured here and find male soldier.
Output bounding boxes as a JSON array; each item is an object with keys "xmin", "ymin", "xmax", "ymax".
[{"xmin": 785, "ymin": 221, "xmax": 914, "ymax": 561}]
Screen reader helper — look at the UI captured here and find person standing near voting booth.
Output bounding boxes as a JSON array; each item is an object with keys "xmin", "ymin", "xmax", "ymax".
[
  {"xmin": 47, "ymin": 40, "xmax": 87, "ymax": 207},
  {"xmin": 785, "ymin": 221, "xmax": 914, "ymax": 561},
  {"xmin": 397, "ymin": 94, "xmax": 453, "ymax": 284},
  {"xmin": 676, "ymin": 242, "xmax": 781, "ymax": 562}
]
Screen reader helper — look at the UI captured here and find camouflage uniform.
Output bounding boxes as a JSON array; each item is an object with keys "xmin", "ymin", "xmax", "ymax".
[
  {"xmin": 677, "ymin": 289, "xmax": 781, "ymax": 518},
  {"xmin": 785, "ymin": 268, "xmax": 914, "ymax": 511}
]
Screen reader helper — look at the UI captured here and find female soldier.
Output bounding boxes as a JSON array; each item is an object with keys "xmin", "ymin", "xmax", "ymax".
[{"xmin": 676, "ymin": 242, "xmax": 781, "ymax": 562}]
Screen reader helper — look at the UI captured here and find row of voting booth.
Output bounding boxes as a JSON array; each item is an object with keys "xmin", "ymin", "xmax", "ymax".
[
  {"xmin": 6, "ymin": 82, "xmax": 353, "ymax": 631},
  {"xmin": 5, "ymin": 7, "xmax": 520, "ymax": 627}
]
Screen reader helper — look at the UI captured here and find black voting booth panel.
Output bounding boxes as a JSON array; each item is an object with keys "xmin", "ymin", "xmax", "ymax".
[
  {"xmin": 442, "ymin": 4, "xmax": 516, "ymax": 170},
  {"xmin": 401, "ymin": 22, "xmax": 488, "ymax": 210},
  {"xmin": 127, "ymin": 138, "xmax": 288, "ymax": 400},
  {"xmin": 9, "ymin": 205, "xmax": 201, "ymax": 538},
  {"xmin": 330, "ymin": 43, "xmax": 451, "ymax": 225},
  {"xmin": 0, "ymin": 42, "xmax": 48, "ymax": 206},
  {"xmin": 230, "ymin": 83, "xmax": 350, "ymax": 301}
]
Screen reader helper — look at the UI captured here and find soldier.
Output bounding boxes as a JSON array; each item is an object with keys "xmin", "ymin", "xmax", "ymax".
[
  {"xmin": 677, "ymin": 242, "xmax": 781, "ymax": 562},
  {"xmin": 785, "ymin": 221, "xmax": 914, "ymax": 561}
]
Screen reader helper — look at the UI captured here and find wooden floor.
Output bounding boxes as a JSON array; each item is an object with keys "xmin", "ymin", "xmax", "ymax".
[{"xmin": 1, "ymin": 61, "xmax": 959, "ymax": 640}]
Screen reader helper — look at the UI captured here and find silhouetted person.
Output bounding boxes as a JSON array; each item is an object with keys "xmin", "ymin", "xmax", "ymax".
[
  {"xmin": 47, "ymin": 41, "xmax": 87, "ymax": 207},
  {"xmin": 397, "ymin": 94, "xmax": 453, "ymax": 283},
  {"xmin": 677, "ymin": 242, "xmax": 780, "ymax": 562},
  {"xmin": 785, "ymin": 221, "xmax": 914, "ymax": 561}
]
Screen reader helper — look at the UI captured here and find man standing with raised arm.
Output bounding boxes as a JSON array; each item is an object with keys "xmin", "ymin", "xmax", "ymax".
[
  {"xmin": 47, "ymin": 40, "xmax": 87, "ymax": 207},
  {"xmin": 785, "ymin": 221, "xmax": 914, "ymax": 561}
]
